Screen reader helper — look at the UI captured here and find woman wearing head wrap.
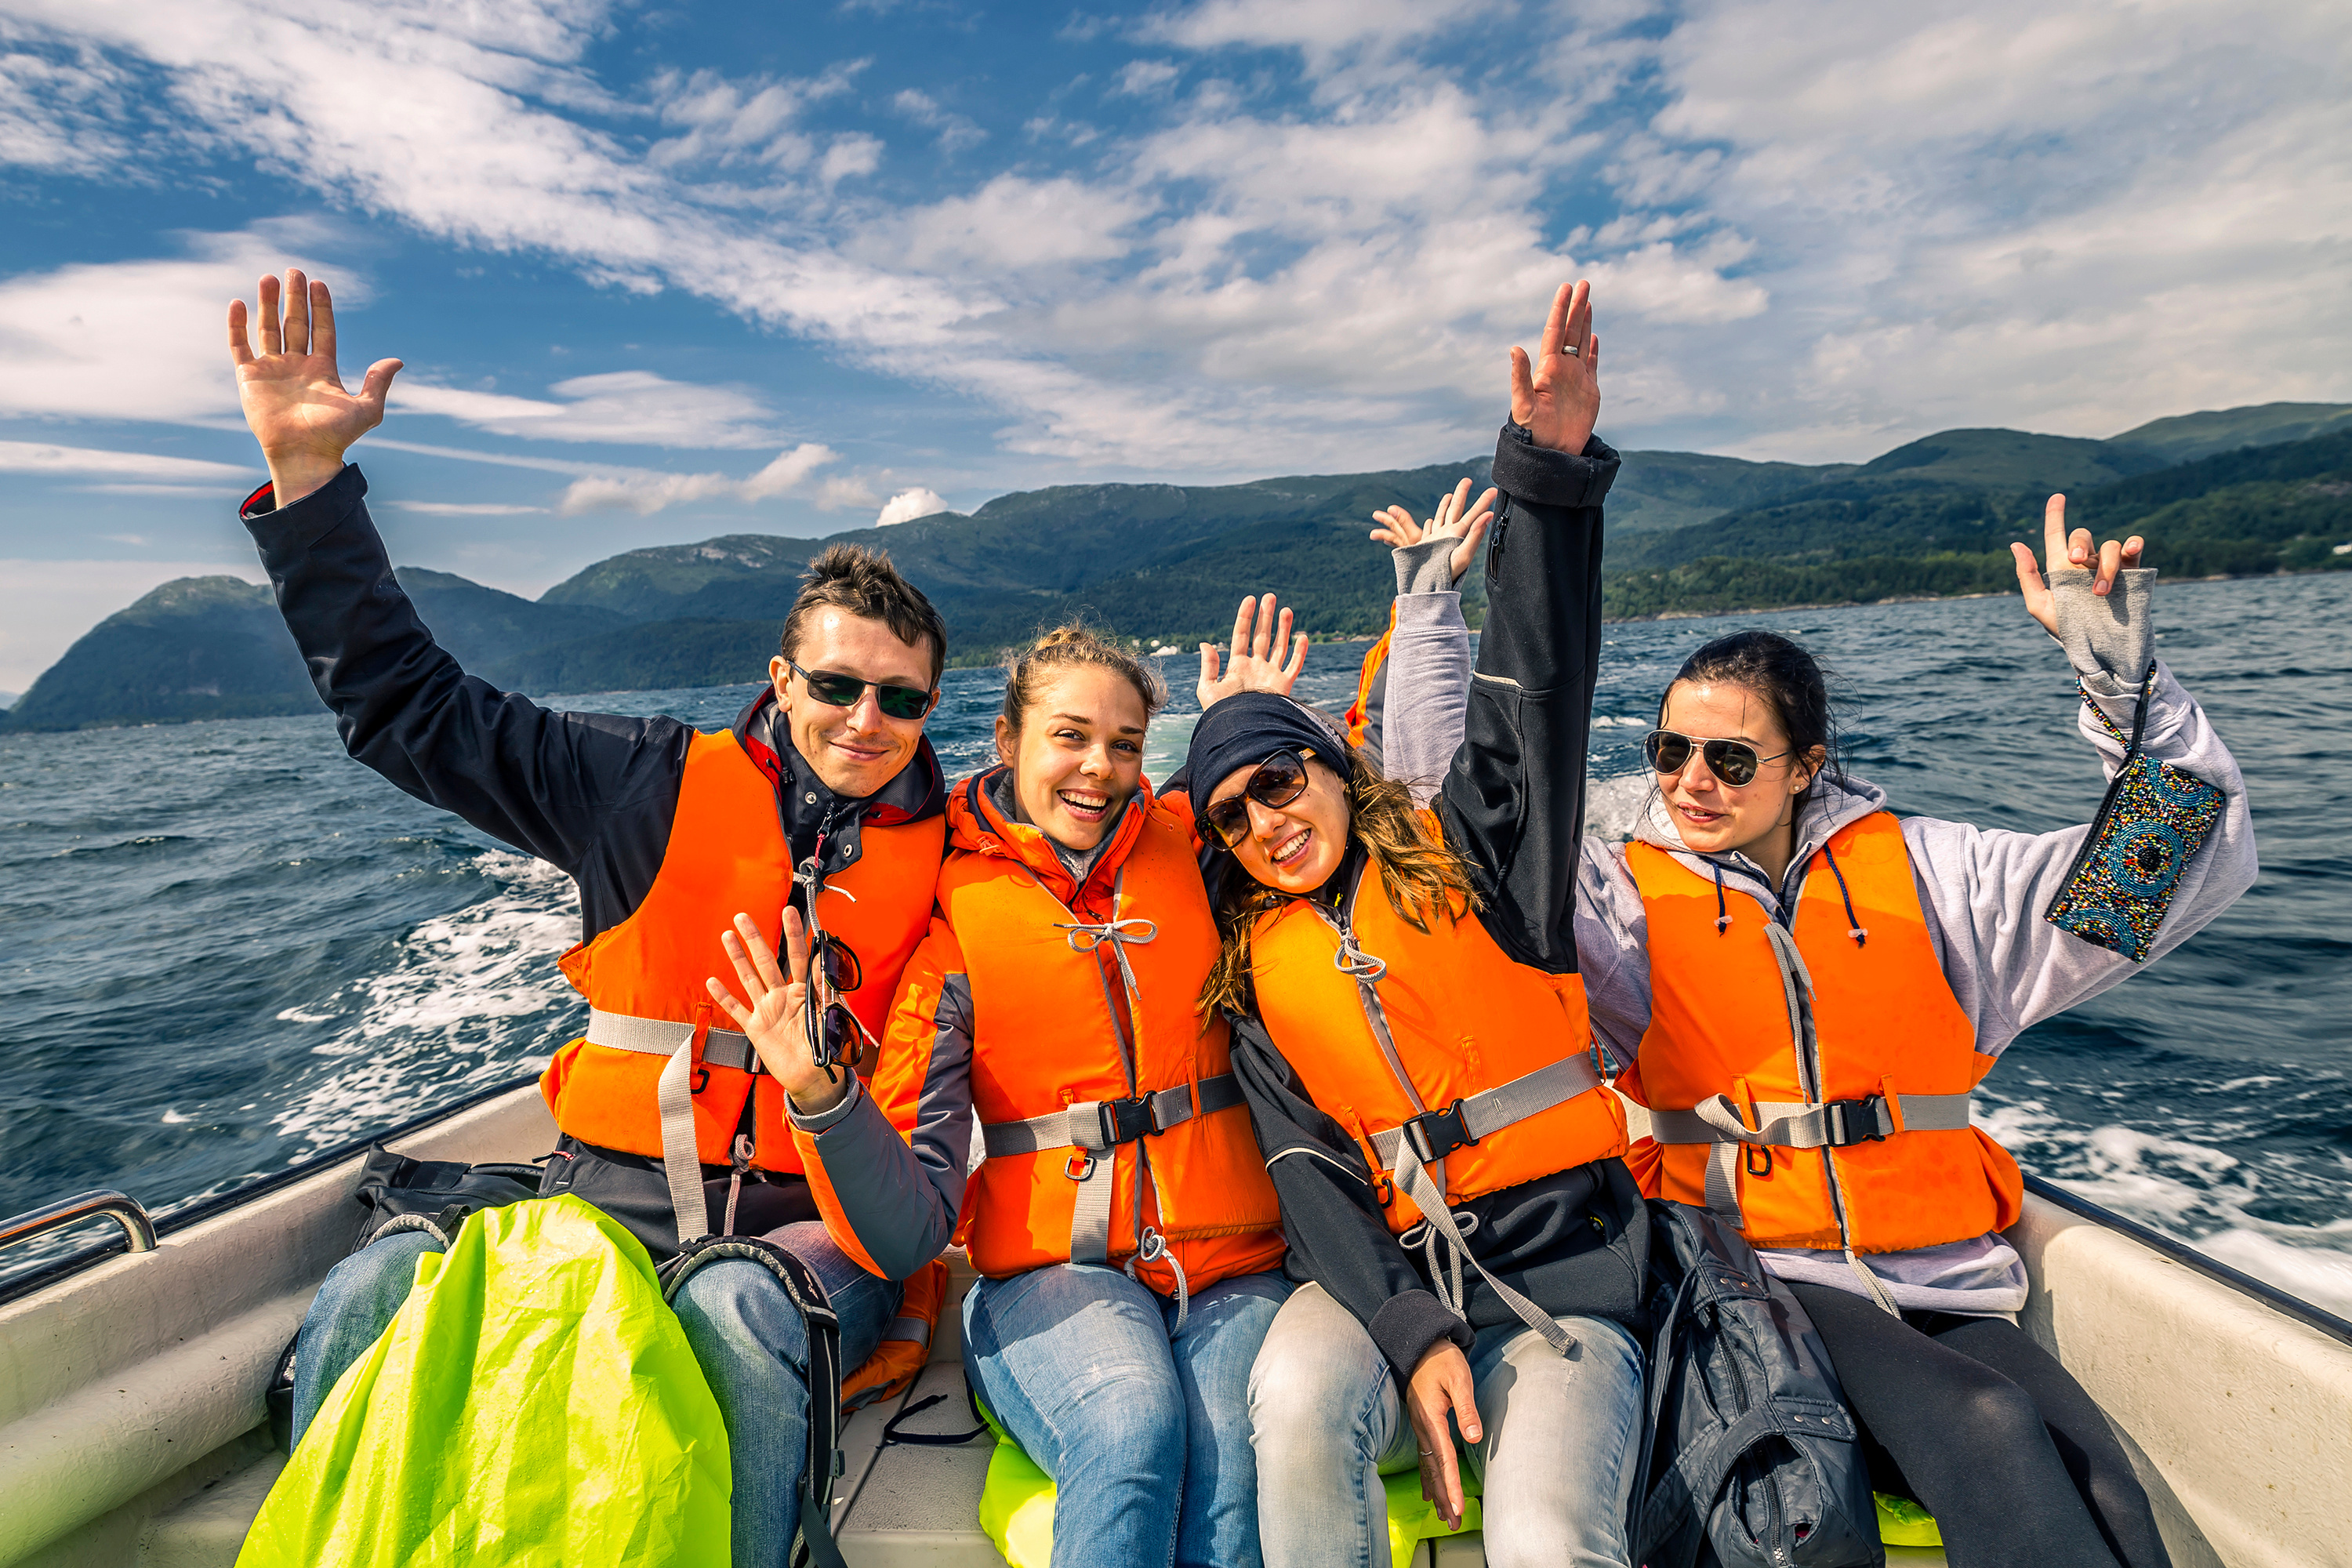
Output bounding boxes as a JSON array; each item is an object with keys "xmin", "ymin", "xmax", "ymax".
[{"xmin": 1195, "ymin": 282, "xmax": 1650, "ymax": 1568}]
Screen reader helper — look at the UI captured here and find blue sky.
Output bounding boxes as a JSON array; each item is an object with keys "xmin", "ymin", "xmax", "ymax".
[{"xmin": 2, "ymin": 0, "xmax": 2347, "ymax": 689}]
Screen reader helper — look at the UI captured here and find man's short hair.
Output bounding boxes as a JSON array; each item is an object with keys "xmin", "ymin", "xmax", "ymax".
[{"xmin": 779, "ymin": 544, "xmax": 949, "ymax": 684}]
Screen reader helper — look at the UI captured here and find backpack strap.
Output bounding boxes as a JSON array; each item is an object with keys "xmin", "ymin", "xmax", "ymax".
[{"xmin": 662, "ymin": 1236, "xmax": 848, "ymax": 1568}]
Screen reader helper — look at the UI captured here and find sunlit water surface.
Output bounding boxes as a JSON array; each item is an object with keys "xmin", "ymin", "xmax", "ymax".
[{"xmin": 4, "ymin": 573, "xmax": 2345, "ymax": 1308}]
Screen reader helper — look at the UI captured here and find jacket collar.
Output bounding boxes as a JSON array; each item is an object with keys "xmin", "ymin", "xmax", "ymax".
[
  {"xmin": 1630, "ymin": 770, "xmax": 1889, "ymax": 914},
  {"xmin": 731, "ymin": 685, "xmax": 946, "ymax": 874},
  {"xmin": 950, "ymin": 764, "xmax": 1151, "ymax": 909}
]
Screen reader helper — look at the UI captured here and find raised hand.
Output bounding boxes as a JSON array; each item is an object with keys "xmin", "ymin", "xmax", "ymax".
[
  {"xmin": 1508, "ymin": 280, "xmax": 1600, "ymax": 455},
  {"xmin": 2012, "ymin": 493, "xmax": 2147, "ymax": 636},
  {"xmin": 228, "ymin": 268, "xmax": 403, "ymax": 506},
  {"xmin": 705, "ymin": 909, "xmax": 849, "ymax": 1114},
  {"xmin": 1199, "ymin": 593, "xmax": 1308, "ymax": 710},
  {"xmin": 1371, "ymin": 477, "xmax": 1497, "ymax": 584},
  {"xmin": 1404, "ymin": 1341, "xmax": 1483, "ymax": 1532}
]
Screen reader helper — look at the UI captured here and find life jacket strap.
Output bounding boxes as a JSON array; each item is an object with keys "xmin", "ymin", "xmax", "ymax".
[
  {"xmin": 1365, "ymin": 1052, "xmax": 1605, "ymax": 1168},
  {"xmin": 979, "ymin": 1073, "xmax": 1248, "ymax": 1159},
  {"xmin": 977, "ymin": 1074, "xmax": 1248, "ymax": 1267},
  {"xmin": 1649, "ymin": 1091, "xmax": 1972, "ymax": 1151},
  {"xmin": 584, "ymin": 1007, "xmax": 766, "ymax": 1075}
]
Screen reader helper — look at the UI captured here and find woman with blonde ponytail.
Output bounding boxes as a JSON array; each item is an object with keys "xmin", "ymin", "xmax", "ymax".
[{"xmin": 727, "ymin": 616, "xmax": 1308, "ymax": 1567}]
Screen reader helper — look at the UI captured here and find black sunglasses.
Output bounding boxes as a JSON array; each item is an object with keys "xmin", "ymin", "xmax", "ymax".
[
  {"xmin": 797, "ymin": 848, "xmax": 873, "ymax": 1080},
  {"xmin": 1643, "ymin": 728, "xmax": 1791, "ymax": 788},
  {"xmin": 789, "ymin": 661, "xmax": 935, "ymax": 721},
  {"xmin": 1201, "ymin": 750, "xmax": 1312, "ymax": 849}
]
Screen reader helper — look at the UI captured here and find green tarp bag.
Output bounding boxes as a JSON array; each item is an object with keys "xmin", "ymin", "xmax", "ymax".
[
  {"xmin": 972, "ymin": 1396, "xmax": 1479, "ymax": 1566},
  {"xmin": 239, "ymin": 1193, "xmax": 731, "ymax": 1567}
]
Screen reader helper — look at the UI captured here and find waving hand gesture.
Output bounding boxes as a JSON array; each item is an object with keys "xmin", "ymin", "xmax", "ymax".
[
  {"xmin": 1509, "ymin": 280, "xmax": 1600, "ymax": 455},
  {"xmin": 2011, "ymin": 494, "xmax": 2146, "ymax": 637},
  {"xmin": 706, "ymin": 909, "xmax": 851, "ymax": 1115},
  {"xmin": 229, "ymin": 268, "xmax": 403, "ymax": 506},
  {"xmin": 1371, "ymin": 477, "xmax": 1497, "ymax": 585},
  {"xmin": 1199, "ymin": 593, "xmax": 1308, "ymax": 709}
]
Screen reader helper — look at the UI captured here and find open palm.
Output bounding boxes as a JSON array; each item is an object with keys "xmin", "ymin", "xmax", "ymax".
[{"xmin": 229, "ymin": 269, "xmax": 402, "ymax": 502}]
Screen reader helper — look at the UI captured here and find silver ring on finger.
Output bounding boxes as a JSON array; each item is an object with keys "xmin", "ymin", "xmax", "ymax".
[{"xmin": 1559, "ymin": 343, "xmax": 1581, "ymax": 357}]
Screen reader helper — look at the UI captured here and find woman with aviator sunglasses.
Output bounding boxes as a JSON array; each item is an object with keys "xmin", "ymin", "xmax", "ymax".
[
  {"xmin": 1191, "ymin": 281, "xmax": 1652, "ymax": 1568},
  {"xmin": 1378, "ymin": 493, "xmax": 2255, "ymax": 1566}
]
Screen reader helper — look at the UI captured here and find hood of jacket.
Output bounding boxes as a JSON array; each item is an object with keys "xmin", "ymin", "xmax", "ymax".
[
  {"xmin": 947, "ymin": 764, "xmax": 1156, "ymax": 911},
  {"xmin": 1630, "ymin": 766, "xmax": 1891, "ymax": 915}
]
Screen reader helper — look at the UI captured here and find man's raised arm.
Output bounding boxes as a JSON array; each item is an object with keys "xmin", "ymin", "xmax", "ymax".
[{"xmin": 227, "ymin": 269, "xmax": 689, "ymax": 914}]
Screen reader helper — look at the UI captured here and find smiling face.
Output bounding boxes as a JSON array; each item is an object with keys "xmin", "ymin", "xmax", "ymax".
[
  {"xmin": 1654, "ymin": 679, "xmax": 1822, "ymax": 862},
  {"xmin": 995, "ymin": 665, "xmax": 1150, "ymax": 851},
  {"xmin": 768, "ymin": 607, "xmax": 937, "ymax": 800},
  {"xmin": 1210, "ymin": 750, "xmax": 1351, "ymax": 895}
]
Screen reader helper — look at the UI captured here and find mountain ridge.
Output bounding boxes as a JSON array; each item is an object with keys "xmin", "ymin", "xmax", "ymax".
[{"xmin": 11, "ymin": 399, "xmax": 2347, "ymax": 731}]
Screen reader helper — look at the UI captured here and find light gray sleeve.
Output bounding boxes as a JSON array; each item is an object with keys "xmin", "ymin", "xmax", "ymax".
[
  {"xmin": 1576, "ymin": 836, "xmax": 1653, "ymax": 1076},
  {"xmin": 1904, "ymin": 648, "xmax": 2256, "ymax": 1059},
  {"xmin": 1380, "ymin": 587, "xmax": 1472, "ymax": 808}
]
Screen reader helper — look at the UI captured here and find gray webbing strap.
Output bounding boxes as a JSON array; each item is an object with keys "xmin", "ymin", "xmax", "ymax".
[
  {"xmin": 1365, "ymin": 1053, "xmax": 1604, "ymax": 1169},
  {"xmin": 1648, "ymin": 1092, "xmax": 1973, "ymax": 1149},
  {"xmin": 655, "ymin": 1037, "xmax": 709, "ymax": 1252},
  {"xmin": 1704, "ymin": 1142, "xmax": 1744, "ymax": 1231},
  {"xmin": 978, "ymin": 1077, "xmax": 1247, "ymax": 1159},
  {"xmin": 1392, "ymin": 1134, "xmax": 1577, "ymax": 1358},
  {"xmin": 882, "ymin": 1314, "xmax": 932, "ymax": 1348},
  {"xmin": 586, "ymin": 1007, "xmax": 762, "ymax": 1075}
]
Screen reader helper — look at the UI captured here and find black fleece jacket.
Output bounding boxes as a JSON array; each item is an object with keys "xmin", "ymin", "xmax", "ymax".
[
  {"xmin": 237, "ymin": 464, "xmax": 945, "ymax": 948},
  {"xmin": 1227, "ymin": 424, "xmax": 1650, "ymax": 1388}
]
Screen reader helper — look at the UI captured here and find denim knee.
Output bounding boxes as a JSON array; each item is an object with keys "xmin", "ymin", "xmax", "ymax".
[{"xmin": 671, "ymin": 1258, "xmax": 813, "ymax": 1374}]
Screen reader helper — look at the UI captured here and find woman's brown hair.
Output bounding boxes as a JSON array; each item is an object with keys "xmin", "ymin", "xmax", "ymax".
[
  {"xmin": 1200, "ymin": 746, "xmax": 1480, "ymax": 1014},
  {"xmin": 1000, "ymin": 624, "xmax": 1167, "ymax": 734}
]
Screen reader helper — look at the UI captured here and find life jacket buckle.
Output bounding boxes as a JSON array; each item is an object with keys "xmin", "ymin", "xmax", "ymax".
[
  {"xmin": 1401, "ymin": 1099, "xmax": 1479, "ymax": 1164},
  {"xmin": 1095, "ymin": 1094, "xmax": 1161, "ymax": 1147},
  {"xmin": 1824, "ymin": 1096, "xmax": 1892, "ymax": 1146}
]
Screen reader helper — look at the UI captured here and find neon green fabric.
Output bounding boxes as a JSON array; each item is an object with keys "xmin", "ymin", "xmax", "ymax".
[
  {"xmin": 971, "ymin": 1398, "xmax": 1480, "ymax": 1567},
  {"xmin": 238, "ymin": 1195, "xmax": 731, "ymax": 1568},
  {"xmin": 1875, "ymin": 1491, "xmax": 1944, "ymax": 1547}
]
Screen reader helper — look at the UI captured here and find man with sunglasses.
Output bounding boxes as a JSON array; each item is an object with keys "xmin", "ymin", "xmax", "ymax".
[{"xmin": 227, "ymin": 268, "xmax": 952, "ymax": 1567}]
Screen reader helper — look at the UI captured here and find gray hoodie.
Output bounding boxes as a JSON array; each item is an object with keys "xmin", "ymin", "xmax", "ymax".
[{"xmin": 1381, "ymin": 564, "xmax": 2258, "ymax": 1313}]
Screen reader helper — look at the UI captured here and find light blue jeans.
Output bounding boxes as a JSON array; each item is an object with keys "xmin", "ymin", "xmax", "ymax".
[
  {"xmin": 289, "ymin": 1214, "xmax": 898, "ymax": 1568},
  {"xmin": 964, "ymin": 1262, "xmax": 1294, "ymax": 1568},
  {"xmin": 1248, "ymin": 1283, "xmax": 1646, "ymax": 1568}
]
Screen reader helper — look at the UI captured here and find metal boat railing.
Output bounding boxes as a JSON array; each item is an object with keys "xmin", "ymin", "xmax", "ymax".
[
  {"xmin": 0, "ymin": 1072, "xmax": 541, "ymax": 1307},
  {"xmin": 0, "ymin": 1191, "xmax": 156, "ymax": 1256}
]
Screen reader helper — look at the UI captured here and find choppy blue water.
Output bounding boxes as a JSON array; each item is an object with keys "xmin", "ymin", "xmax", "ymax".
[{"xmin": 5, "ymin": 574, "xmax": 2347, "ymax": 1308}]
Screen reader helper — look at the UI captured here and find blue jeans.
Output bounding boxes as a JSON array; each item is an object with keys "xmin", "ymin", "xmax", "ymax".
[
  {"xmin": 964, "ymin": 1263, "xmax": 1294, "ymax": 1568},
  {"xmin": 289, "ymin": 1214, "xmax": 899, "ymax": 1568},
  {"xmin": 1249, "ymin": 1283, "xmax": 1646, "ymax": 1568}
]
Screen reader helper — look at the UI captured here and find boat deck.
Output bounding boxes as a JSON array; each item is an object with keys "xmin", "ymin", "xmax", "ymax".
[{"xmin": 7, "ymin": 1083, "xmax": 2347, "ymax": 1567}]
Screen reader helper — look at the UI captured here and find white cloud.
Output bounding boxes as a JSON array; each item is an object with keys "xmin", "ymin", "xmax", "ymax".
[
  {"xmin": 875, "ymin": 487, "xmax": 951, "ymax": 526},
  {"xmin": 387, "ymin": 501, "xmax": 548, "ymax": 515},
  {"xmin": 0, "ymin": 439, "xmax": 249, "ymax": 480},
  {"xmin": 556, "ymin": 441, "xmax": 844, "ymax": 515},
  {"xmin": 397, "ymin": 370, "xmax": 781, "ymax": 448},
  {"xmin": 2, "ymin": 0, "xmax": 2344, "ymax": 485}
]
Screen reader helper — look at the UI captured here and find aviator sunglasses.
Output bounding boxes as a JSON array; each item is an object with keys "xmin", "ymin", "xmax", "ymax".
[
  {"xmin": 1643, "ymin": 728, "xmax": 1791, "ymax": 788},
  {"xmin": 1201, "ymin": 750, "xmax": 1312, "ymax": 849},
  {"xmin": 788, "ymin": 660, "xmax": 935, "ymax": 721}
]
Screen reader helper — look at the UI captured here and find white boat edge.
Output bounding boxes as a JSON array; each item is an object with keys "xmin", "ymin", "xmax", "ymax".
[{"xmin": 2, "ymin": 1081, "xmax": 2347, "ymax": 1568}]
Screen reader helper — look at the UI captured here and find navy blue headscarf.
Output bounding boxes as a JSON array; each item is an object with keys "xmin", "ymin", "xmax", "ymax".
[{"xmin": 1184, "ymin": 694, "xmax": 1348, "ymax": 804}]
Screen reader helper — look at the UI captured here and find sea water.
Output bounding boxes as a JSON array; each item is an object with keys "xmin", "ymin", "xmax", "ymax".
[{"xmin": 3, "ymin": 573, "xmax": 2347, "ymax": 1308}]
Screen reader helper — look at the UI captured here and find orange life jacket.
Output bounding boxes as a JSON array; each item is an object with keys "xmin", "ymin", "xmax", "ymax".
[
  {"xmin": 1624, "ymin": 811, "xmax": 2023, "ymax": 1254},
  {"xmin": 947, "ymin": 774, "xmax": 1284, "ymax": 1294},
  {"xmin": 840, "ymin": 1257, "xmax": 950, "ymax": 1413},
  {"xmin": 543, "ymin": 729, "xmax": 945, "ymax": 1179},
  {"xmin": 1249, "ymin": 837, "xmax": 1628, "ymax": 1236},
  {"xmin": 1343, "ymin": 608, "xmax": 1396, "ymax": 753}
]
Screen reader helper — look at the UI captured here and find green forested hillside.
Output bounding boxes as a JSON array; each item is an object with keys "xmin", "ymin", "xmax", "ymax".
[{"xmin": 20, "ymin": 404, "xmax": 2352, "ymax": 724}]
